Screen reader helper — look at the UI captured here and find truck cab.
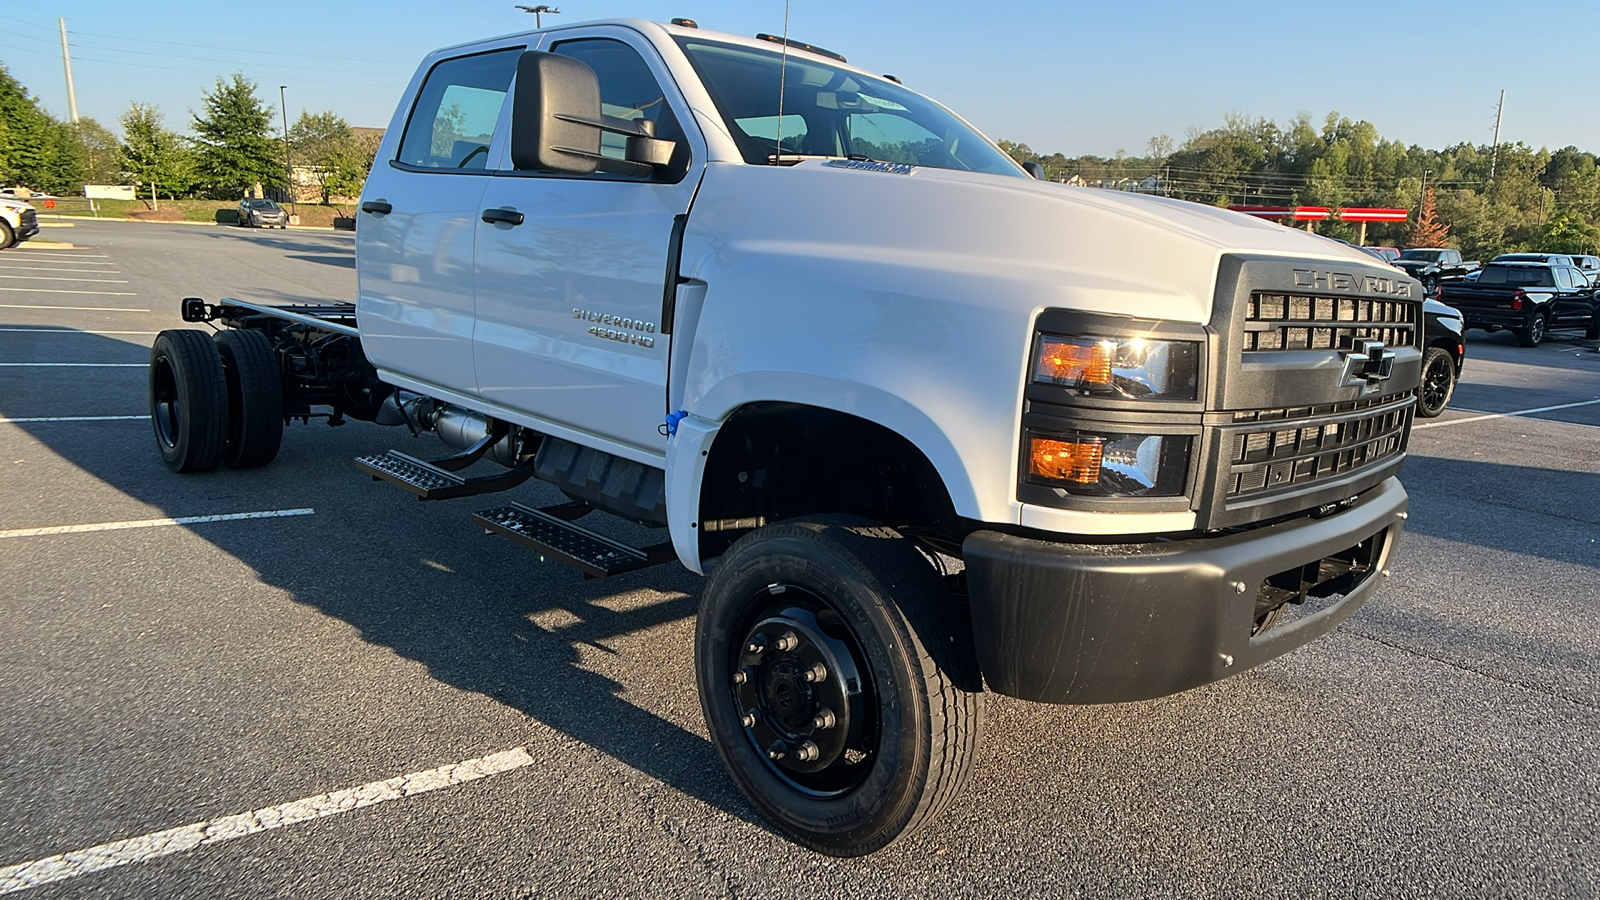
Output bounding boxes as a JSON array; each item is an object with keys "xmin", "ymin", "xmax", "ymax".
[{"xmin": 154, "ymin": 18, "xmax": 1420, "ymax": 856}]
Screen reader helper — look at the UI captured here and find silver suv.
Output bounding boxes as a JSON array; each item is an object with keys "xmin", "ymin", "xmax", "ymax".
[{"xmin": 237, "ymin": 198, "xmax": 288, "ymax": 228}]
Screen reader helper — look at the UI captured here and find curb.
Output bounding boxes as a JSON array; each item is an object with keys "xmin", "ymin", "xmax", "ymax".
[
  {"xmin": 36, "ymin": 215, "xmax": 339, "ymax": 232},
  {"xmin": 18, "ymin": 240, "xmax": 78, "ymax": 249}
]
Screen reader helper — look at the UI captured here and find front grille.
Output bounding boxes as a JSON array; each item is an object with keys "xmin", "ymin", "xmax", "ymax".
[
  {"xmin": 1231, "ymin": 394, "xmax": 1404, "ymax": 423},
  {"xmin": 1243, "ymin": 292, "xmax": 1417, "ymax": 351},
  {"xmin": 1227, "ymin": 395, "xmax": 1411, "ymax": 497},
  {"xmin": 21, "ymin": 209, "xmax": 37, "ymax": 227}
]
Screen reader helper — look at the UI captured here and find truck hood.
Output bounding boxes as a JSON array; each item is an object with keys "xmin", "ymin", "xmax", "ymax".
[{"xmin": 685, "ymin": 160, "xmax": 1398, "ymax": 324}]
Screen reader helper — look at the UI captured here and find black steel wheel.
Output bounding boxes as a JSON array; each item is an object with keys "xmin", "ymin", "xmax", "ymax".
[
  {"xmin": 1416, "ymin": 346, "xmax": 1456, "ymax": 418},
  {"xmin": 1518, "ymin": 311, "xmax": 1547, "ymax": 347},
  {"xmin": 149, "ymin": 329, "xmax": 227, "ymax": 473},
  {"xmin": 696, "ymin": 517, "xmax": 984, "ymax": 857},
  {"xmin": 214, "ymin": 329, "xmax": 284, "ymax": 468}
]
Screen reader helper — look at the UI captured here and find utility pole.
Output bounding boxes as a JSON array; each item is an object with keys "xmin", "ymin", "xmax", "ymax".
[
  {"xmin": 58, "ymin": 18, "xmax": 79, "ymax": 124},
  {"xmin": 280, "ymin": 85, "xmax": 295, "ymax": 217},
  {"xmin": 1489, "ymin": 89, "xmax": 1505, "ymax": 183}
]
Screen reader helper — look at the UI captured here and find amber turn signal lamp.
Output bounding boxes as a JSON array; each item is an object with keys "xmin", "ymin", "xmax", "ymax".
[
  {"xmin": 1028, "ymin": 436, "xmax": 1103, "ymax": 484},
  {"xmin": 1035, "ymin": 337, "xmax": 1114, "ymax": 388}
]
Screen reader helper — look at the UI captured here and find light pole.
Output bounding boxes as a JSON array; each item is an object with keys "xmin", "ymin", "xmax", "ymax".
[
  {"xmin": 279, "ymin": 85, "xmax": 295, "ymax": 217},
  {"xmin": 515, "ymin": 4, "xmax": 559, "ymax": 26}
]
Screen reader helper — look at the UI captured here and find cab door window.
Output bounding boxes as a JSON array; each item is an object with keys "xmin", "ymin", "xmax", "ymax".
[
  {"xmin": 397, "ymin": 48, "xmax": 521, "ymax": 170},
  {"xmin": 549, "ymin": 38, "xmax": 689, "ymax": 181}
]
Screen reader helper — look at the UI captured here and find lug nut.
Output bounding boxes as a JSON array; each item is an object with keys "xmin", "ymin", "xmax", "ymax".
[
  {"xmin": 746, "ymin": 636, "xmax": 767, "ymax": 654},
  {"xmin": 775, "ymin": 631, "xmax": 799, "ymax": 652},
  {"xmin": 741, "ymin": 712, "xmax": 758, "ymax": 728},
  {"xmin": 795, "ymin": 741, "xmax": 820, "ymax": 762},
  {"xmin": 767, "ymin": 741, "xmax": 787, "ymax": 761},
  {"xmin": 733, "ymin": 668, "xmax": 749, "ymax": 685},
  {"xmin": 812, "ymin": 708, "xmax": 836, "ymax": 730},
  {"xmin": 803, "ymin": 663, "xmax": 828, "ymax": 683}
]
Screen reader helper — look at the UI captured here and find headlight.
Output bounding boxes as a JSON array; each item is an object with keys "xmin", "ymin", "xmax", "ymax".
[
  {"xmin": 1033, "ymin": 335, "xmax": 1200, "ymax": 401},
  {"xmin": 1026, "ymin": 430, "xmax": 1191, "ymax": 496}
]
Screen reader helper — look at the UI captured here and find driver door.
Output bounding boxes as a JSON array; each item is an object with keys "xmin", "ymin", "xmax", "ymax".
[{"xmin": 472, "ymin": 29, "xmax": 704, "ymax": 459}]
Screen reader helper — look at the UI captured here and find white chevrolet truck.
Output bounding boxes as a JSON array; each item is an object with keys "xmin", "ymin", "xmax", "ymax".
[{"xmin": 150, "ymin": 19, "xmax": 1420, "ymax": 855}]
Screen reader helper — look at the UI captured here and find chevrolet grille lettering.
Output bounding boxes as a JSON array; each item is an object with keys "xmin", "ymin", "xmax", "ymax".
[{"xmin": 1292, "ymin": 268, "xmax": 1413, "ymax": 298}]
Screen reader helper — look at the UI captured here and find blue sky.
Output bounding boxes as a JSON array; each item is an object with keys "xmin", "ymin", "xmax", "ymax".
[{"xmin": 2, "ymin": 1, "xmax": 1594, "ymax": 157}]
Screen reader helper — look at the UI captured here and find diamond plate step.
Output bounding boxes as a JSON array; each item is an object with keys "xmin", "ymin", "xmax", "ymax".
[
  {"xmin": 474, "ymin": 503, "xmax": 675, "ymax": 579},
  {"xmin": 354, "ymin": 450, "xmax": 534, "ymax": 500}
]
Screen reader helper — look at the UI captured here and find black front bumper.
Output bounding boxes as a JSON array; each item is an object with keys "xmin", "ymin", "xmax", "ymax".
[
  {"xmin": 17, "ymin": 210, "xmax": 39, "ymax": 241},
  {"xmin": 964, "ymin": 477, "xmax": 1407, "ymax": 704}
]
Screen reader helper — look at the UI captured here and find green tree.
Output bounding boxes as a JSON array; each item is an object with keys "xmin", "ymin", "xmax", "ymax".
[
  {"xmin": 321, "ymin": 129, "xmax": 382, "ymax": 214},
  {"xmin": 120, "ymin": 103, "xmax": 196, "ymax": 202},
  {"xmin": 1532, "ymin": 212, "xmax": 1600, "ymax": 255},
  {"xmin": 191, "ymin": 74, "xmax": 282, "ymax": 199},
  {"xmin": 73, "ymin": 118, "xmax": 123, "ymax": 185},
  {"xmin": 288, "ymin": 109, "xmax": 353, "ymax": 204},
  {"xmin": 0, "ymin": 62, "xmax": 86, "ymax": 194}
]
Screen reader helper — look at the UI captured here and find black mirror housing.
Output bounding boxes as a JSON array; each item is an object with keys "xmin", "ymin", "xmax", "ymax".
[
  {"xmin": 511, "ymin": 51, "xmax": 602, "ymax": 175},
  {"xmin": 1023, "ymin": 161, "xmax": 1045, "ymax": 180}
]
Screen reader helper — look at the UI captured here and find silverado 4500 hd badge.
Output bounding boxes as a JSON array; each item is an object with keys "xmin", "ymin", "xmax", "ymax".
[{"xmin": 573, "ymin": 308, "xmax": 656, "ymax": 348}]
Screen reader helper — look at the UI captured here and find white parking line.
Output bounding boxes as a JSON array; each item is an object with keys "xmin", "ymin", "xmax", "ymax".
[
  {"xmin": 0, "ymin": 747, "xmax": 534, "ymax": 895},
  {"xmin": 0, "ymin": 305, "xmax": 149, "ymax": 312},
  {"xmin": 0, "ymin": 415, "xmax": 145, "ymax": 423},
  {"xmin": 0, "ymin": 508, "xmax": 314, "ymax": 540},
  {"xmin": 0, "ymin": 266, "xmax": 122, "ymax": 274},
  {"xmin": 0, "ymin": 329, "xmax": 158, "ymax": 335},
  {"xmin": 6, "ymin": 252, "xmax": 109, "ymax": 258},
  {"xmin": 0, "ymin": 287, "xmax": 138, "ymax": 296},
  {"xmin": 0, "ymin": 275, "xmax": 129, "ymax": 283},
  {"xmin": 1412, "ymin": 397, "xmax": 1600, "ymax": 430},
  {"xmin": 0, "ymin": 363, "xmax": 145, "ymax": 367}
]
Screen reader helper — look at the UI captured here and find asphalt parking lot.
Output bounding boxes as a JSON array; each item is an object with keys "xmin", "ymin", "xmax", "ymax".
[{"xmin": 1, "ymin": 218, "xmax": 1597, "ymax": 899}]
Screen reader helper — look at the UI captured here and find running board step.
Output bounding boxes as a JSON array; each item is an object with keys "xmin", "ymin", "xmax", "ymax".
[
  {"xmin": 474, "ymin": 502, "xmax": 676, "ymax": 579},
  {"xmin": 354, "ymin": 450, "xmax": 535, "ymax": 501}
]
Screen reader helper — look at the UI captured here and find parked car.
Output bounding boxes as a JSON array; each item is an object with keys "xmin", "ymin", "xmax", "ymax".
[
  {"xmin": 1394, "ymin": 248, "xmax": 1478, "ymax": 296},
  {"xmin": 1365, "ymin": 246, "xmax": 1401, "ymax": 263},
  {"xmin": 1492, "ymin": 252, "xmax": 1575, "ymax": 267},
  {"xmin": 1439, "ymin": 261, "xmax": 1599, "ymax": 346},
  {"xmin": 1419, "ymin": 298, "xmax": 1465, "ymax": 417},
  {"xmin": 237, "ymin": 198, "xmax": 288, "ymax": 228},
  {"xmin": 0, "ymin": 197, "xmax": 40, "ymax": 249},
  {"xmin": 1566, "ymin": 254, "xmax": 1599, "ymax": 285}
]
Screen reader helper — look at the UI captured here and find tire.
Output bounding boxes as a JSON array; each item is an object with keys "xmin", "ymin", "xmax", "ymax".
[
  {"xmin": 1416, "ymin": 346, "xmax": 1457, "ymax": 418},
  {"xmin": 1586, "ymin": 314, "xmax": 1599, "ymax": 341},
  {"xmin": 696, "ymin": 516, "xmax": 984, "ymax": 857},
  {"xmin": 1517, "ymin": 311, "xmax": 1547, "ymax": 347},
  {"xmin": 149, "ymin": 330, "xmax": 228, "ymax": 473},
  {"xmin": 214, "ymin": 330, "xmax": 284, "ymax": 468},
  {"xmin": 0, "ymin": 220, "xmax": 14, "ymax": 250}
]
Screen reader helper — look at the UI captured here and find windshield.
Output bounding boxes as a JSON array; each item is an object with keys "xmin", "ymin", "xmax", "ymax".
[
  {"xmin": 245, "ymin": 200, "xmax": 278, "ymax": 209},
  {"xmin": 675, "ymin": 37, "xmax": 1023, "ymax": 178},
  {"xmin": 1399, "ymin": 249, "xmax": 1445, "ymax": 262}
]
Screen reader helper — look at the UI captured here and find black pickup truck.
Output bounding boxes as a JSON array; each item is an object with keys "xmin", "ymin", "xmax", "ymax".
[
  {"xmin": 1439, "ymin": 261, "xmax": 1600, "ymax": 347},
  {"xmin": 1394, "ymin": 248, "xmax": 1478, "ymax": 296}
]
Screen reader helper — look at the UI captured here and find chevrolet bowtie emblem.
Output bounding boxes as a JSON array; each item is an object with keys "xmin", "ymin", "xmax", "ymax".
[{"xmin": 1341, "ymin": 339, "xmax": 1394, "ymax": 394}]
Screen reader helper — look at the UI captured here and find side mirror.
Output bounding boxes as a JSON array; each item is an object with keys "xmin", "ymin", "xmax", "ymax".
[
  {"xmin": 1023, "ymin": 161, "xmax": 1045, "ymax": 180},
  {"xmin": 511, "ymin": 51, "xmax": 602, "ymax": 175},
  {"xmin": 510, "ymin": 50, "xmax": 678, "ymax": 177}
]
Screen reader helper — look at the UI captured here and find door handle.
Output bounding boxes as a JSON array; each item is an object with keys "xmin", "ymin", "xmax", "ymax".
[
  {"xmin": 360, "ymin": 200, "xmax": 392, "ymax": 215},
  {"xmin": 481, "ymin": 207, "xmax": 525, "ymax": 226}
]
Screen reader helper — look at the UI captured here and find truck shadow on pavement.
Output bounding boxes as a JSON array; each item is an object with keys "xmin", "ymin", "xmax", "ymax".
[{"xmin": 1, "ymin": 326, "xmax": 764, "ymax": 831}]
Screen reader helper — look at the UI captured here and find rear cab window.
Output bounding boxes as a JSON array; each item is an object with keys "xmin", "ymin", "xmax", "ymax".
[{"xmin": 396, "ymin": 48, "xmax": 522, "ymax": 170}]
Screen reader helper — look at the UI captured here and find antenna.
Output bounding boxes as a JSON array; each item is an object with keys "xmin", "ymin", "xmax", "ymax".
[{"xmin": 772, "ymin": 0, "xmax": 791, "ymax": 164}]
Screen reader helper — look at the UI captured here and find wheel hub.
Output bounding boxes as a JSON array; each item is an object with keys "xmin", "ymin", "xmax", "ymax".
[{"xmin": 731, "ymin": 590, "xmax": 875, "ymax": 794}]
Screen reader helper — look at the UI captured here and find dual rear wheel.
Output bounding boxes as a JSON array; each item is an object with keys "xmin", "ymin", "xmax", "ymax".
[{"xmin": 149, "ymin": 329, "xmax": 283, "ymax": 473}]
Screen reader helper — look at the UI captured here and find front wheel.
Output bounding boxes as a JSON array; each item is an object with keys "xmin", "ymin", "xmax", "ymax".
[
  {"xmin": 1518, "ymin": 312, "xmax": 1547, "ymax": 347},
  {"xmin": 696, "ymin": 517, "xmax": 984, "ymax": 856},
  {"xmin": 0, "ymin": 220, "xmax": 14, "ymax": 250},
  {"xmin": 1586, "ymin": 313, "xmax": 1599, "ymax": 341},
  {"xmin": 1416, "ymin": 346, "xmax": 1457, "ymax": 418}
]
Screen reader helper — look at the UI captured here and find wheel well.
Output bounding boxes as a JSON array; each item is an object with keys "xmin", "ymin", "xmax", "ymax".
[{"xmin": 698, "ymin": 403, "xmax": 961, "ymax": 559}]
